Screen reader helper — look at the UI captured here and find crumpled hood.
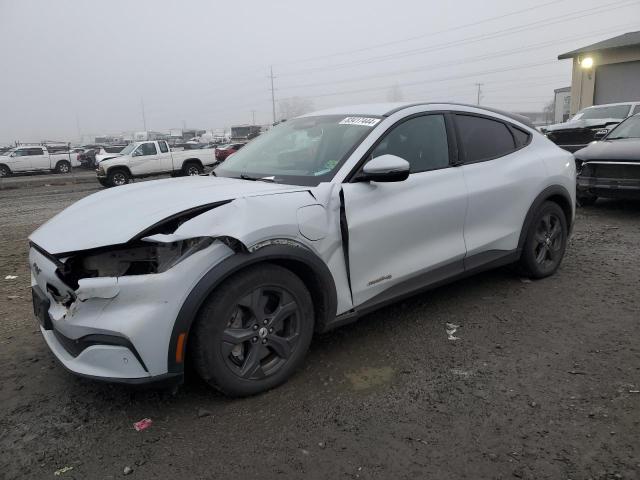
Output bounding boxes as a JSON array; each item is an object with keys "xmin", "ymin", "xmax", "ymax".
[
  {"xmin": 544, "ymin": 118, "xmax": 621, "ymax": 132},
  {"xmin": 30, "ymin": 176, "xmax": 307, "ymax": 255},
  {"xmin": 575, "ymin": 138, "xmax": 640, "ymax": 162}
]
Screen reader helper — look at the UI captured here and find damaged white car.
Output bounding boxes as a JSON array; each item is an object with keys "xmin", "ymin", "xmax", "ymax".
[{"xmin": 29, "ymin": 103, "xmax": 575, "ymax": 396}]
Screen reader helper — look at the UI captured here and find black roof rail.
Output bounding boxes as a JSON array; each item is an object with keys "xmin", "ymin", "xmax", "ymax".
[{"xmin": 384, "ymin": 102, "xmax": 536, "ymax": 129}]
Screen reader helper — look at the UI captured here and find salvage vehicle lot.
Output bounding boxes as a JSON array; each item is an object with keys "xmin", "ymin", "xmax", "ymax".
[{"xmin": 1, "ymin": 182, "xmax": 639, "ymax": 479}]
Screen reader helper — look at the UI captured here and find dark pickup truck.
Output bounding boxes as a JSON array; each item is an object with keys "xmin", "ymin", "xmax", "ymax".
[{"xmin": 543, "ymin": 102, "xmax": 640, "ymax": 153}]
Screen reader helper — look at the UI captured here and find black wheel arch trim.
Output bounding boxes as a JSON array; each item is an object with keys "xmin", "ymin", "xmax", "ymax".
[
  {"xmin": 167, "ymin": 242, "xmax": 337, "ymax": 374},
  {"xmin": 517, "ymin": 184, "xmax": 574, "ymax": 250}
]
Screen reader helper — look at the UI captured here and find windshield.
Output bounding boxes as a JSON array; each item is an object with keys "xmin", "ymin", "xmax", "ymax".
[
  {"xmin": 119, "ymin": 143, "xmax": 137, "ymax": 155},
  {"xmin": 571, "ymin": 105, "xmax": 630, "ymax": 121},
  {"xmin": 607, "ymin": 115, "xmax": 640, "ymax": 139},
  {"xmin": 214, "ymin": 115, "xmax": 379, "ymax": 186}
]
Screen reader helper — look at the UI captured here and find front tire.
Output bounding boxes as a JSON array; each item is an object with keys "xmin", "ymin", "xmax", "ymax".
[
  {"xmin": 106, "ymin": 169, "xmax": 130, "ymax": 187},
  {"xmin": 55, "ymin": 160, "xmax": 71, "ymax": 174},
  {"xmin": 191, "ymin": 264, "xmax": 314, "ymax": 397},
  {"xmin": 0, "ymin": 164, "xmax": 10, "ymax": 177},
  {"xmin": 519, "ymin": 201, "xmax": 568, "ymax": 279}
]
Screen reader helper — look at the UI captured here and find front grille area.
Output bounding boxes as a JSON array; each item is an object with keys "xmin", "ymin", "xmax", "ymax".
[
  {"xmin": 581, "ymin": 163, "xmax": 640, "ymax": 180},
  {"xmin": 547, "ymin": 129, "xmax": 594, "ymax": 145}
]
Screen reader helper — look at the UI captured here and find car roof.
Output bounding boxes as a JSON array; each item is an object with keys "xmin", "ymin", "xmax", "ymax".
[{"xmin": 302, "ymin": 102, "xmax": 535, "ymax": 128}]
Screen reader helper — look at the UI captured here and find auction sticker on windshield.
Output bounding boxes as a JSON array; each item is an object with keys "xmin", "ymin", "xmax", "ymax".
[{"xmin": 339, "ymin": 117, "xmax": 381, "ymax": 127}]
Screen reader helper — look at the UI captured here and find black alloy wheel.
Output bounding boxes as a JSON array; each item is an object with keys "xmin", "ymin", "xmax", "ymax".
[
  {"xmin": 519, "ymin": 201, "xmax": 567, "ymax": 279},
  {"xmin": 222, "ymin": 287, "xmax": 302, "ymax": 380},
  {"xmin": 192, "ymin": 264, "xmax": 314, "ymax": 396}
]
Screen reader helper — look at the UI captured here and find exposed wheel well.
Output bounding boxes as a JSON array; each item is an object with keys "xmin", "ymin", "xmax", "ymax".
[
  {"xmin": 168, "ymin": 244, "xmax": 338, "ymax": 375},
  {"xmin": 517, "ymin": 185, "xmax": 574, "ymax": 250},
  {"xmin": 546, "ymin": 194, "xmax": 573, "ymax": 231},
  {"xmin": 106, "ymin": 166, "xmax": 132, "ymax": 177},
  {"xmin": 261, "ymin": 259, "xmax": 332, "ymax": 333},
  {"xmin": 183, "ymin": 159, "xmax": 203, "ymax": 168}
]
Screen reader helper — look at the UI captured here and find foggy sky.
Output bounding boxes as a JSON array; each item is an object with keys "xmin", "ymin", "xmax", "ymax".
[{"xmin": 1, "ymin": 0, "xmax": 638, "ymax": 144}]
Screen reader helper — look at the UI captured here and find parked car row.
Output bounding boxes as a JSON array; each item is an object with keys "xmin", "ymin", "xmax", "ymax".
[{"xmin": 542, "ymin": 101, "xmax": 640, "ymax": 152}]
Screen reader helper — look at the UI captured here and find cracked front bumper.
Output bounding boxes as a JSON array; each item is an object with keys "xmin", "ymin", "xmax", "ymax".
[{"xmin": 28, "ymin": 240, "xmax": 234, "ymax": 384}]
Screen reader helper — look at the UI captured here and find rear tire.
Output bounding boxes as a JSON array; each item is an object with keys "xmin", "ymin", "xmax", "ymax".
[
  {"xmin": 106, "ymin": 169, "xmax": 130, "ymax": 187},
  {"xmin": 183, "ymin": 162, "xmax": 204, "ymax": 176},
  {"xmin": 55, "ymin": 160, "xmax": 71, "ymax": 174},
  {"xmin": 191, "ymin": 264, "xmax": 314, "ymax": 397},
  {"xmin": 518, "ymin": 201, "xmax": 568, "ymax": 279}
]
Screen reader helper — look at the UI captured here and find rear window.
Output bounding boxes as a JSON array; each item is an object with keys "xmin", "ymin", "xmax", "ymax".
[
  {"xmin": 511, "ymin": 127, "xmax": 531, "ymax": 148},
  {"xmin": 455, "ymin": 115, "xmax": 516, "ymax": 163},
  {"xmin": 158, "ymin": 141, "xmax": 169, "ymax": 153}
]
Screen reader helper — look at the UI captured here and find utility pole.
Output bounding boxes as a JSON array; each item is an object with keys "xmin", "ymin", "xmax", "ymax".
[
  {"xmin": 75, "ymin": 114, "xmax": 82, "ymax": 143},
  {"xmin": 140, "ymin": 97, "xmax": 147, "ymax": 131},
  {"xmin": 269, "ymin": 66, "xmax": 276, "ymax": 124},
  {"xmin": 475, "ymin": 83, "xmax": 483, "ymax": 105},
  {"xmin": 251, "ymin": 110, "xmax": 256, "ymax": 124}
]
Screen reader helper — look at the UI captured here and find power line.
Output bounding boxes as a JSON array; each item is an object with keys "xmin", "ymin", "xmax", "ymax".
[
  {"xmin": 276, "ymin": 23, "xmax": 634, "ymax": 92},
  {"xmin": 276, "ymin": 0, "xmax": 637, "ymax": 77},
  {"xmin": 272, "ymin": 0, "xmax": 568, "ymax": 67}
]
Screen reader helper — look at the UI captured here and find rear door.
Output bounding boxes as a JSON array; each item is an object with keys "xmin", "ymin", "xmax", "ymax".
[
  {"xmin": 28, "ymin": 147, "xmax": 50, "ymax": 170},
  {"xmin": 453, "ymin": 113, "xmax": 541, "ymax": 265},
  {"xmin": 342, "ymin": 113, "xmax": 468, "ymax": 307}
]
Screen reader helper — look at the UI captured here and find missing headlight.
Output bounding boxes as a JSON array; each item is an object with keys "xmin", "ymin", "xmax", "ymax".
[{"xmin": 62, "ymin": 237, "xmax": 214, "ymax": 287}]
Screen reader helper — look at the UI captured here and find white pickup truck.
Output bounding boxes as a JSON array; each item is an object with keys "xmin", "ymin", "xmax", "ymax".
[
  {"xmin": 96, "ymin": 140, "xmax": 217, "ymax": 187},
  {"xmin": 0, "ymin": 145, "xmax": 79, "ymax": 177}
]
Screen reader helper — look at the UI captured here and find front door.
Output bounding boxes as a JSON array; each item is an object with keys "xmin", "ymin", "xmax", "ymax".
[
  {"xmin": 342, "ymin": 113, "xmax": 468, "ymax": 307},
  {"xmin": 129, "ymin": 142, "xmax": 161, "ymax": 175}
]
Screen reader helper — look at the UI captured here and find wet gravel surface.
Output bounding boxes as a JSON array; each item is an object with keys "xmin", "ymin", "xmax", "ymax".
[{"xmin": 1, "ymin": 183, "xmax": 639, "ymax": 480}]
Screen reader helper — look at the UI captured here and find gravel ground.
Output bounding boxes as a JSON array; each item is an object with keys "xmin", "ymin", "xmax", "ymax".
[{"xmin": 0, "ymin": 183, "xmax": 639, "ymax": 480}]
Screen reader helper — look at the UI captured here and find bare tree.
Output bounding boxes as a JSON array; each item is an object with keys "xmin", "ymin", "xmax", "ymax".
[
  {"xmin": 543, "ymin": 99, "xmax": 555, "ymax": 124},
  {"xmin": 278, "ymin": 97, "xmax": 315, "ymax": 121},
  {"xmin": 387, "ymin": 83, "xmax": 404, "ymax": 102}
]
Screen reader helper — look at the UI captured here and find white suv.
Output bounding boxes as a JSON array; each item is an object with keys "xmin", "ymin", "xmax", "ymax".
[{"xmin": 29, "ymin": 103, "xmax": 575, "ymax": 396}]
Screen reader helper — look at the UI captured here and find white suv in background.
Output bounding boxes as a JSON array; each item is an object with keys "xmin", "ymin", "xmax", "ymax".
[{"xmin": 29, "ymin": 103, "xmax": 575, "ymax": 396}]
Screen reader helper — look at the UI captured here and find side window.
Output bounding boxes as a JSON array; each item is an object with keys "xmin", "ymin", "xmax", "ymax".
[
  {"xmin": 139, "ymin": 142, "xmax": 158, "ymax": 156},
  {"xmin": 13, "ymin": 149, "xmax": 27, "ymax": 157},
  {"xmin": 632, "ymin": 105, "xmax": 640, "ymax": 115},
  {"xmin": 371, "ymin": 114, "xmax": 449, "ymax": 173},
  {"xmin": 511, "ymin": 127, "xmax": 531, "ymax": 148},
  {"xmin": 455, "ymin": 115, "xmax": 516, "ymax": 163},
  {"xmin": 29, "ymin": 148, "xmax": 44, "ymax": 155},
  {"xmin": 158, "ymin": 141, "xmax": 168, "ymax": 153}
]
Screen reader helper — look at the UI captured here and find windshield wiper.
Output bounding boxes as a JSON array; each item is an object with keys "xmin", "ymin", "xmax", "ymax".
[{"xmin": 240, "ymin": 174, "xmax": 276, "ymax": 183}]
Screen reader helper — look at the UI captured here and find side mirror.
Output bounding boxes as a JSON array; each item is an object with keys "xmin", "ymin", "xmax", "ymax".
[
  {"xmin": 593, "ymin": 129, "xmax": 609, "ymax": 140},
  {"xmin": 356, "ymin": 154, "xmax": 410, "ymax": 182},
  {"xmin": 132, "ymin": 150, "xmax": 143, "ymax": 157}
]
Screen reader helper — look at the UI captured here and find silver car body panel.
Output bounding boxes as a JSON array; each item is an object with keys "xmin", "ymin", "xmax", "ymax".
[{"xmin": 28, "ymin": 102, "xmax": 576, "ymax": 381}]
